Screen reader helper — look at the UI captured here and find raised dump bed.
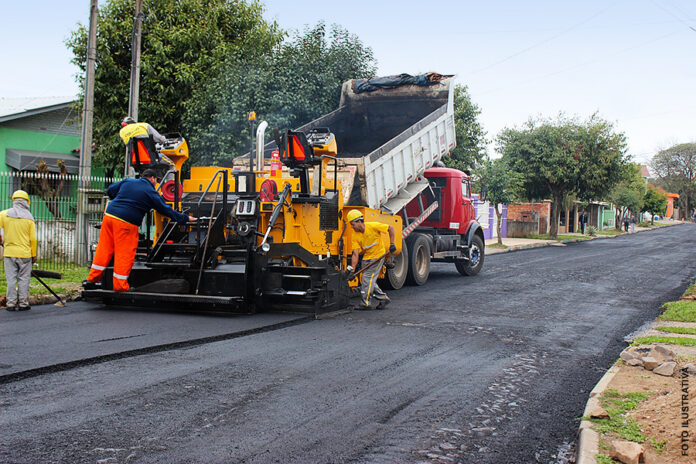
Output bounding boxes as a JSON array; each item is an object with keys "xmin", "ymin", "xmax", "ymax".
[{"xmin": 243, "ymin": 75, "xmax": 456, "ymax": 213}]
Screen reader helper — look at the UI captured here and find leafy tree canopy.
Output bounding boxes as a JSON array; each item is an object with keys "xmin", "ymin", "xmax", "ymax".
[
  {"xmin": 498, "ymin": 113, "xmax": 628, "ymax": 237},
  {"xmin": 477, "ymin": 157, "xmax": 521, "ymax": 244},
  {"xmin": 67, "ymin": 0, "xmax": 285, "ymax": 175},
  {"xmin": 642, "ymin": 185, "xmax": 667, "ymax": 224},
  {"xmin": 609, "ymin": 162, "xmax": 645, "ymax": 227},
  {"xmin": 445, "ymin": 84, "xmax": 487, "ymax": 173},
  {"xmin": 650, "ymin": 142, "xmax": 696, "ymax": 218},
  {"xmin": 183, "ymin": 22, "xmax": 377, "ymax": 165}
]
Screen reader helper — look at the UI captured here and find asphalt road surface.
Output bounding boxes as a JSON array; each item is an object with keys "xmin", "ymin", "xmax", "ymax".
[{"xmin": 2, "ymin": 225, "xmax": 694, "ymax": 464}]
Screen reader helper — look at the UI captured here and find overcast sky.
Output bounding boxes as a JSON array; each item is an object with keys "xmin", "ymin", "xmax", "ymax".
[{"xmin": 2, "ymin": 0, "xmax": 694, "ymax": 163}]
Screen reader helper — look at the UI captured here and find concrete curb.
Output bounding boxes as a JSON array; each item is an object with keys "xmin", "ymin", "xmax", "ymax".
[
  {"xmin": 576, "ymin": 365, "xmax": 621, "ymax": 464},
  {"xmin": 487, "ymin": 222, "xmax": 682, "ymax": 255}
]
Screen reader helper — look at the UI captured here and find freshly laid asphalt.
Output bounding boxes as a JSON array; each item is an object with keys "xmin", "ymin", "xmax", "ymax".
[
  {"xmin": 1, "ymin": 224, "xmax": 694, "ymax": 463},
  {"xmin": 0, "ymin": 303, "xmax": 308, "ymax": 380}
]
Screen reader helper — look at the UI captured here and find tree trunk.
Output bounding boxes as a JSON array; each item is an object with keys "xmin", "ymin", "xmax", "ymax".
[
  {"xmin": 495, "ymin": 204, "xmax": 503, "ymax": 245},
  {"xmin": 549, "ymin": 193, "xmax": 562, "ymax": 239}
]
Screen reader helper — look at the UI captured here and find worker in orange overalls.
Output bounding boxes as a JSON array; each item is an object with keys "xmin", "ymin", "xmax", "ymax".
[{"xmin": 83, "ymin": 169, "xmax": 196, "ymax": 292}]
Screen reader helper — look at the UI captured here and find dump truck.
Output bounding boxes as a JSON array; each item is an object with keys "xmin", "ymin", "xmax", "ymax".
[
  {"xmin": 82, "ymin": 74, "xmax": 483, "ymax": 314},
  {"xmin": 246, "ymin": 75, "xmax": 485, "ymax": 290}
]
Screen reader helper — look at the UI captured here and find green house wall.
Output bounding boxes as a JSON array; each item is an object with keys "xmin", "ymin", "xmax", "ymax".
[{"xmin": 0, "ymin": 127, "xmax": 106, "ymax": 219}]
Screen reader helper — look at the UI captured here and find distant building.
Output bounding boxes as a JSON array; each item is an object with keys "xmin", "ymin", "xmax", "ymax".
[{"xmin": 0, "ymin": 97, "xmax": 81, "ymax": 176}]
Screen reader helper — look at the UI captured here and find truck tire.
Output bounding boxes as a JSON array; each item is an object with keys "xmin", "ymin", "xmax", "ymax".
[
  {"xmin": 380, "ymin": 243, "xmax": 408, "ymax": 290},
  {"xmin": 406, "ymin": 233, "xmax": 431, "ymax": 286},
  {"xmin": 455, "ymin": 235, "xmax": 484, "ymax": 276}
]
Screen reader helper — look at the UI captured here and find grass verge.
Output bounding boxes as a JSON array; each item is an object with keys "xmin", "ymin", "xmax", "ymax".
[
  {"xmin": 598, "ymin": 229, "xmax": 624, "ymax": 236},
  {"xmin": 595, "ymin": 454, "xmax": 619, "ymax": 464},
  {"xmin": 0, "ymin": 266, "xmax": 86, "ymax": 296},
  {"xmin": 655, "ymin": 326, "xmax": 696, "ymax": 335},
  {"xmin": 487, "ymin": 243, "xmax": 508, "ymax": 249},
  {"xmin": 582, "ymin": 389, "xmax": 649, "ymax": 443},
  {"xmin": 658, "ymin": 300, "xmax": 696, "ymax": 322},
  {"xmin": 527, "ymin": 233, "xmax": 591, "ymax": 241},
  {"xmin": 633, "ymin": 335, "xmax": 696, "ymax": 347},
  {"xmin": 683, "ymin": 284, "xmax": 696, "ymax": 299}
]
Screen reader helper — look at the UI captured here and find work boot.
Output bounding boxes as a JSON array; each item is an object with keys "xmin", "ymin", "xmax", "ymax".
[
  {"xmin": 17, "ymin": 306, "xmax": 30, "ymax": 311},
  {"xmin": 82, "ymin": 280, "xmax": 99, "ymax": 290},
  {"xmin": 5, "ymin": 305, "xmax": 17, "ymax": 312}
]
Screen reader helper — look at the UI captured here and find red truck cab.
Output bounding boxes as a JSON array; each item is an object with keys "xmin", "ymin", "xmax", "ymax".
[{"xmin": 384, "ymin": 166, "xmax": 484, "ymax": 290}]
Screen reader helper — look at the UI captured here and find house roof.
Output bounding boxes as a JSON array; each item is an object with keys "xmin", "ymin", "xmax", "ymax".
[
  {"xmin": 0, "ymin": 97, "xmax": 76, "ymax": 123},
  {"xmin": 5, "ymin": 149, "xmax": 79, "ymax": 174},
  {"xmin": 640, "ymin": 165, "xmax": 651, "ymax": 178}
]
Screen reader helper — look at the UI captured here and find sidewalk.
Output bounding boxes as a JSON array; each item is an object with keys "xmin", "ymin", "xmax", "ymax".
[
  {"xmin": 485, "ymin": 219, "xmax": 685, "ymax": 255},
  {"xmin": 577, "ymin": 286, "xmax": 696, "ymax": 464}
]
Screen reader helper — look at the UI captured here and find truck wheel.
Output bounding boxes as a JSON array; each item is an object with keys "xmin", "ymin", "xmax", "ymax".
[
  {"xmin": 455, "ymin": 235, "xmax": 484, "ymax": 276},
  {"xmin": 406, "ymin": 233, "xmax": 431, "ymax": 286},
  {"xmin": 380, "ymin": 243, "xmax": 408, "ymax": 290}
]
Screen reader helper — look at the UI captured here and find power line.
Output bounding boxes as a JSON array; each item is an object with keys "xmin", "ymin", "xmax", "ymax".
[
  {"xmin": 651, "ymin": 0, "xmax": 696, "ymax": 32},
  {"xmin": 471, "ymin": 4, "xmax": 615, "ymax": 74}
]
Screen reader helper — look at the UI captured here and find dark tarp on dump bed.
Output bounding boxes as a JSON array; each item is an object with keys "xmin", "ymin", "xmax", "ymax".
[{"xmin": 352, "ymin": 72, "xmax": 451, "ymax": 93}]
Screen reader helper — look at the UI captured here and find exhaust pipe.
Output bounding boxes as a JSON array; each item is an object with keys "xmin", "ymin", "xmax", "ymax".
[{"xmin": 256, "ymin": 120, "xmax": 268, "ymax": 171}]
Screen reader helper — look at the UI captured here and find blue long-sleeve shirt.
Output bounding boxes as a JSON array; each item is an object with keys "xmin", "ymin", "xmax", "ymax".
[{"xmin": 105, "ymin": 178, "xmax": 188, "ymax": 226}]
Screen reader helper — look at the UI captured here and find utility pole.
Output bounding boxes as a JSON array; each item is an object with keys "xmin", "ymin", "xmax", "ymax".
[
  {"xmin": 76, "ymin": 0, "xmax": 99, "ymax": 266},
  {"xmin": 124, "ymin": 0, "xmax": 144, "ymax": 177}
]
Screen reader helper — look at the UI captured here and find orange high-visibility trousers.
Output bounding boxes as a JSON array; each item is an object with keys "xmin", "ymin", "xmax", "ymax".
[{"xmin": 87, "ymin": 215, "xmax": 139, "ymax": 292}]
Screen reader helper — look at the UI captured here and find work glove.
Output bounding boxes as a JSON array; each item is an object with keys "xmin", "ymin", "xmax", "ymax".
[
  {"xmin": 389, "ymin": 243, "xmax": 397, "ymax": 254},
  {"xmin": 346, "ymin": 265, "xmax": 355, "ymax": 280}
]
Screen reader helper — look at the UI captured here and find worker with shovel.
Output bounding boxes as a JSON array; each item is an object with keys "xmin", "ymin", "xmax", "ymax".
[
  {"xmin": 347, "ymin": 210, "xmax": 396, "ymax": 310},
  {"xmin": 0, "ymin": 190, "xmax": 37, "ymax": 311}
]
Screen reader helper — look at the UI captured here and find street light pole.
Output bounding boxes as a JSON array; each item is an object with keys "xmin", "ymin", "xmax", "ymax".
[
  {"xmin": 76, "ymin": 0, "xmax": 99, "ymax": 266},
  {"xmin": 124, "ymin": 0, "xmax": 144, "ymax": 178}
]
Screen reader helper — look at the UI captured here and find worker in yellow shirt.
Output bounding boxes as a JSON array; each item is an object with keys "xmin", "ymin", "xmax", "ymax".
[
  {"xmin": 0, "ymin": 190, "xmax": 37, "ymax": 311},
  {"xmin": 347, "ymin": 210, "xmax": 396, "ymax": 310},
  {"xmin": 119, "ymin": 116, "xmax": 166, "ymax": 145}
]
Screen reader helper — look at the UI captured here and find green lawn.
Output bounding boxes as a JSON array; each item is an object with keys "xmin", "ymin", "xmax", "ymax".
[
  {"xmin": 659, "ymin": 300, "xmax": 696, "ymax": 322},
  {"xmin": 527, "ymin": 234, "xmax": 591, "ymax": 241},
  {"xmin": 598, "ymin": 229, "xmax": 624, "ymax": 236},
  {"xmin": 633, "ymin": 335, "xmax": 696, "ymax": 347},
  {"xmin": 0, "ymin": 266, "xmax": 86, "ymax": 296},
  {"xmin": 582, "ymin": 389, "xmax": 649, "ymax": 443},
  {"xmin": 655, "ymin": 326, "xmax": 696, "ymax": 335}
]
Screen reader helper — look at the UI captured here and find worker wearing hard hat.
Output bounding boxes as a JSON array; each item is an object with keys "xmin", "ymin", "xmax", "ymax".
[
  {"xmin": 0, "ymin": 190, "xmax": 37, "ymax": 311},
  {"xmin": 119, "ymin": 116, "xmax": 167, "ymax": 145},
  {"xmin": 347, "ymin": 209, "xmax": 396, "ymax": 310},
  {"xmin": 83, "ymin": 169, "xmax": 196, "ymax": 292}
]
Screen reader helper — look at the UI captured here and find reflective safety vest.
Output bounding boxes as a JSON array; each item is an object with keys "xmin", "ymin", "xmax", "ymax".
[{"xmin": 119, "ymin": 122, "xmax": 150, "ymax": 144}]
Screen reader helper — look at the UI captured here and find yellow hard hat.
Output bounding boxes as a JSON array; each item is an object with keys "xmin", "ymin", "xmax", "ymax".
[
  {"xmin": 11, "ymin": 190, "xmax": 30, "ymax": 204},
  {"xmin": 346, "ymin": 209, "xmax": 363, "ymax": 223}
]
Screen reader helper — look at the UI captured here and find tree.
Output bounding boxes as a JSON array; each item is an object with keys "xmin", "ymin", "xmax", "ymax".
[
  {"xmin": 444, "ymin": 84, "xmax": 487, "ymax": 172},
  {"xmin": 498, "ymin": 114, "xmax": 627, "ymax": 238},
  {"xmin": 608, "ymin": 163, "xmax": 645, "ymax": 229},
  {"xmin": 183, "ymin": 22, "xmax": 377, "ymax": 165},
  {"xmin": 642, "ymin": 186, "xmax": 667, "ymax": 224},
  {"xmin": 66, "ymin": 0, "xmax": 283, "ymax": 175},
  {"xmin": 650, "ymin": 143, "xmax": 696, "ymax": 219},
  {"xmin": 477, "ymin": 157, "xmax": 521, "ymax": 244}
]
